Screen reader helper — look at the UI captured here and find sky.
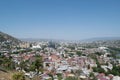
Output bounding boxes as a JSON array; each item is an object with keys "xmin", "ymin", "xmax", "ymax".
[{"xmin": 0, "ymin": 0, "xmax": 120, "ymax": 40}]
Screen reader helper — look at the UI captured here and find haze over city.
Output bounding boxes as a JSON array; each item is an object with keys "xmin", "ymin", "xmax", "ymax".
[{"xmin": 0, "ymin": 0, "xmax": 120, "ymax": 40}]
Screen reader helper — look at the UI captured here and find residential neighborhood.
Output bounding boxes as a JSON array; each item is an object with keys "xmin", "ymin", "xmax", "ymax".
[{"xmin": 0, "ymin": 35, "xmax": 120, "ymax": 80}]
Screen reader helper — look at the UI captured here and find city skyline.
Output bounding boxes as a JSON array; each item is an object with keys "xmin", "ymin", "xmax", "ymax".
[{"xmin": 0, "ymin": 0, "xmax": 120, "ymax": 40}]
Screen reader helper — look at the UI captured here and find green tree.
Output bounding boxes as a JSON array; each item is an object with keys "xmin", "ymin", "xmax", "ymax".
[
  {"xmin": 110, "ymin": 65, "xmax": 120, "ymax": 76},
  {"xmin": 34, "ymin": 56, "xmax": 43, "ymax": 73},
  {"xmin": 0, "ymin": 55, "xmax": 15, "ymax": 70},
  {"xmin": 29, "ymin": 64, "xmax": 36, "ymax": 71},
  {"xmin": 92, "ymin": 67, "xmax": 105, "ymax": 73},
  {"xmin": 56, "ymin": 73, "xmax": 62, "ymax": 80},
  {"xmin": 12, "ymin": 72, "xmax": 25, "ymax": 80},
  {"xmin": 89, "ymin": 72, "xmax": 97, "ymax": 80},
  {"xmin": 19, "ymin": 61, "xmax": 27, "ymax": 70},
  {"xmin": 76, "ymin": 51, "xmax": 82, "ymax": 56}
]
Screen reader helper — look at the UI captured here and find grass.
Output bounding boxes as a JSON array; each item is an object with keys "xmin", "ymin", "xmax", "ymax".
[
  {"xmin": 0, "ymin": 71, "xmax": 16, "ymax": 80},
  {"xmin": 0, "ymin": 70, "xmax": 41, "ymax": 80}
]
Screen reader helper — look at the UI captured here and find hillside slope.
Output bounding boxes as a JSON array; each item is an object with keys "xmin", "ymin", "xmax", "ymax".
[{"xmin": 0, "ymin": 31, "xmax": 21, "ymax": 43}]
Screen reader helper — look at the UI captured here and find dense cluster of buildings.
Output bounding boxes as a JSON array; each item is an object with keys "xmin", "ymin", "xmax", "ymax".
[{"xmin": 1, "ymin": 40, "xmax": 120, "ymax": 80}]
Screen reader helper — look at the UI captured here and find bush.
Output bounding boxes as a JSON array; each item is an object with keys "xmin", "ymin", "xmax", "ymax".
[{"xmin": 12, "ymin": 72, "xmax": 25, "ymax": 80}]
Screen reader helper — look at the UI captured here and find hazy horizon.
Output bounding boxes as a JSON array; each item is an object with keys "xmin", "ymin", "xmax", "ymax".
[
  {"xmin": 0, "ymin": 0, "xmax": 120, "ymax": 40},
  {"xmin": 18, "ymin": 36, "xmax": 120, "ymax": 41}
]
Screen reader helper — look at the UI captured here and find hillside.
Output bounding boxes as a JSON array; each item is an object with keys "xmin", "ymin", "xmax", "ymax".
[{"xmin": 0, "ymin": 31, "xmax": 21, "ymax": 44}]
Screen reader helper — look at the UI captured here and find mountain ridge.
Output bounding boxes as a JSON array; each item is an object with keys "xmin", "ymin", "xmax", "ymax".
[
  {"xmin": 0, "ymin": 31, "xmax": 21, "ymax": 44},
  {"xmin": 82, "ymin": 37, "xmax": 120, "ymax": 42}
]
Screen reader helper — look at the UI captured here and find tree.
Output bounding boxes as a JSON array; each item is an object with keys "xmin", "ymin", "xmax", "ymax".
[
  {"xmin": 76, "ymin": 51, "xmax": 82, "ymax": 56},
  {"xmin": 108, "ymin": 65, "xmax": 120, "ymax": 76},
  {"xmin": 56, "ymin": 73, "xmax": 62, "ymax": 80},
  {"xmin": 68, "ymin": 46, "xmax": 75, "ymax": 50},
  {"xmin": 19, "ymin": 61, "xmax": 27, "ymax": 70},
  {"xmin": 29, "ymin": 64, "xmax": 36, "ymax": 71},
  {"xmin": 12, "ymin": 72, "xmax": 25, "ymax": 80},
  {"xmin": 92, "ymin": 67, "xmax": 105, "ymax": 73},
  {"xmin": 88, "ymin": 54, "xmax": 97, "ymax": 60},
  {"xmin": 89, "ymin": 72, "xmax": 97, "ymax": 80},
  {"xmin": 89, "ymin": 72, "xmax": 94, "ymax": 77},
  {"xmin": 95, "ymin": 52, "xmax": 102, "ymax": 56},
  {"xmin": 34, "ymin": 56, "xmax": 43, "ymax": 73},
  {"xmin": 65, "ymin": 77, "xmax": 78, "ymax": 80},
  {"xmin": 0, "ymin": 55, "xmax": 15, "ymax": 70}
]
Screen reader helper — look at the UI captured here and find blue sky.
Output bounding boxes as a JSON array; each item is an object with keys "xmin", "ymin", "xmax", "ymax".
[{"xmin": 0, "ymin": 0, "xmax": 120, "ymax": 40}]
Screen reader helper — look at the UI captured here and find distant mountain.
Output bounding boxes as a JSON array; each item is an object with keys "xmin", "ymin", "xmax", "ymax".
[
  {"xmin": 20, "ymin": 38, "xmax": 51, "ymax": 42},
  {"xmin": 0, "ymin": 31, "xmax": 21, "ymax": 44},
  {"xmin": 82, "ymin": 37, "xmax": 120, "ymax": 42},
  {"xmin": 21, "ymin": 37, "xmax": 120, "ymax": 42},
  {"xmin": 20, "ymin": 38, "xmax": 65, "ymax": 42}
]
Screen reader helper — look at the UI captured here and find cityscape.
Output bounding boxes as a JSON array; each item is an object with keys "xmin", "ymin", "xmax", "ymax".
[{"xmin": 0, "ymin": 0, "xmax": 120, "ymax": 80}]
